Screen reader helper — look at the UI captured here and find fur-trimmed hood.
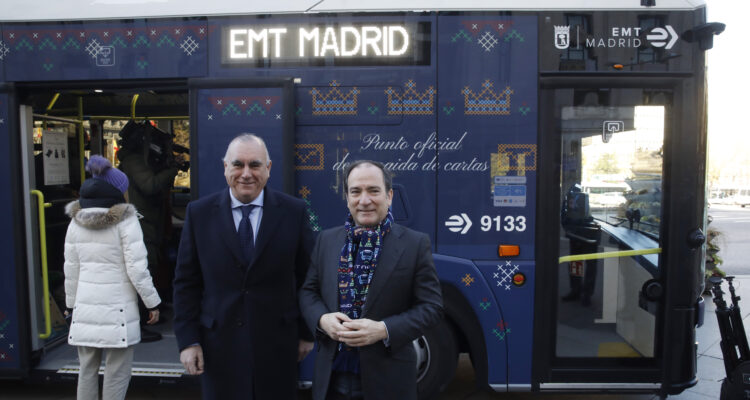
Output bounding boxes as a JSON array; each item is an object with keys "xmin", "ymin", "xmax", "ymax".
[{"xmin": 65, "ymin": 201, "xmax": 136, "ymax": 230}]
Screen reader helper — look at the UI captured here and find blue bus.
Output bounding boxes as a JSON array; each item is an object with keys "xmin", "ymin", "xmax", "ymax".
[{"xmin": 0, "ymin": 1, "xmax": 720, "ymax": 397}]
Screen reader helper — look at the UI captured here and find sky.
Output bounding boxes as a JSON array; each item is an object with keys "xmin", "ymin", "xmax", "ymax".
[{"xmin": 706, "ymin": 1, "xmax": 750, "ymax": 186}]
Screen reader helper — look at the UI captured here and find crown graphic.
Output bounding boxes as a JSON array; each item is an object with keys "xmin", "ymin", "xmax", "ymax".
[
  {"xmin": 310, "ymin": 80, "xmax": 360, "ymax": 116},
  {"xmin": 385, "ymin": 80, "xmax": 435, "ymax": 115},
  {"xmin": 463, "ymin": 80, "xmax": 513, "ymax": 115}
]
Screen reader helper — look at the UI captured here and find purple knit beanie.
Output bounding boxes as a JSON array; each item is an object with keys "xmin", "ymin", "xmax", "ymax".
[{"xmin": 86, "ymin": 155, "xmax": 129, "ymax": 194}]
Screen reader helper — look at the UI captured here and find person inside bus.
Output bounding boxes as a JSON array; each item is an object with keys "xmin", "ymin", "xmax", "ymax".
[
  {"xmin": 173, "ymin": 133, "xmax": 314, "ymax": 400},
  {"xmin": 299, "ymin": 160, "xmax": 443, "ymax": 400},
  {"xmin": 117, "ymin": 121, "xmax": 180, "ymax": 343},
  {"xmin": 560, "ymin": 183, "xmax": 601, "ymax": 306},
  {"xmin": 63, "ymin": 155, "xmax": 161, "ymax": 400}
]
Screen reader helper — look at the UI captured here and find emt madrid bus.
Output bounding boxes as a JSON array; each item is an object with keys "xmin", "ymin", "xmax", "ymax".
[{"xmin": 0, "ymin": 1, "xmax": 722, "ymax": 398}]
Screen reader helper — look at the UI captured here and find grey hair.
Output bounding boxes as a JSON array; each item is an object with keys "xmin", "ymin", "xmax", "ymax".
[{"xmin": 223, "ymin": 133, "xmax": 271, "ymax": 165}]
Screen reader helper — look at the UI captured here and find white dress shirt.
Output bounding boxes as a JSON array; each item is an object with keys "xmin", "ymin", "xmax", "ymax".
[{"xmin": 229, "ymin": 189, "xmax": 264, "ymax": 244}]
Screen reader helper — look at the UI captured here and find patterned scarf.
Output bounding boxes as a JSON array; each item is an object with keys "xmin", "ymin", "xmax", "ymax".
[{"xmin": 337, "ymin": 210, "xmax": 393, "ymax": 319}]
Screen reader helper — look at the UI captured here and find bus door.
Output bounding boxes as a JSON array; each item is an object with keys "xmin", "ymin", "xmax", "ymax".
[
  {"xmin": 17, "ymin": 101, "xmax": 84, "ymax": 374},
  {"xmin": 537, "ymin": 80, "xmax": 705, "ymax": 393},
  {"xmin": 0, "ymin": 85, "xmax": 28, "ymax": 377},
  {"xmin": 12, "ymin": 84, "xmax": 194, "ymax": 380},
  {"xmin": 188, "ymin": 78, "xmax": 296, "ymax": 198}
]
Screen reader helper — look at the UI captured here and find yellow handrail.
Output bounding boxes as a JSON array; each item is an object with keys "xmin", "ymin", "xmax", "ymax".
[
  {"xmin": 31, "ymin": 190, "xmax": 53, "ymax": 339},
  {"xmin": 559, "ymin": 248, "xmax": 662, "ymax": 264},
  {"xmin": 131, "ymin": 94, "xmax": 140, "ymax": 120},
  {"xmin": 42, "ymin": 93, "xmax": 60, "ymax": 130},
  {"xmin": 87, "ymin": 115, "xmax": 189, "ymax": 121},
  {"xmin": 77, "ymin": 97, "xmax": 85, "ymax": 185}
]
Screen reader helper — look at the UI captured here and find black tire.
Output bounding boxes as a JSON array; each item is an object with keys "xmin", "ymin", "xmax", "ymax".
[{"xmin": 415, "ymin": 318, "xmax": 459, "ymax": 400}]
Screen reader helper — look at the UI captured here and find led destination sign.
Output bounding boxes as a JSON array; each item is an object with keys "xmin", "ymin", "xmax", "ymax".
[{"xmin": 221, "ymin": 22, "xmax": 430, "ymax": 67}]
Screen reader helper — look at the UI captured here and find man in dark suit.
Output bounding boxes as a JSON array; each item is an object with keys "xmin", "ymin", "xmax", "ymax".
[
  {"xmin": 173, "ymin": 133, "xmax": 314, "ymax": 399},
  {"xmin": 299, "ymin": 160, "xmax": 443, "ymax": 400}
]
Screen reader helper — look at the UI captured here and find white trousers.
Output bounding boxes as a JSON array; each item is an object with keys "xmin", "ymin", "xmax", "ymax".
[{"xmin": 77, "ymin": 345, "xmax": 134, "ymax": 400}]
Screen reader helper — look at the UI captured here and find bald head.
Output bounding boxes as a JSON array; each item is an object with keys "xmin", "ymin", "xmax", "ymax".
[{"xmin": 223, "ymin": 133, "xmax": 272, "ymax": 203}]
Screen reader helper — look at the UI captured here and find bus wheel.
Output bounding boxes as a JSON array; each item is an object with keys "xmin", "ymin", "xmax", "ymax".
[{"xmin": 415, "ymin": 318, "xmax": 458, "ymax": 400}]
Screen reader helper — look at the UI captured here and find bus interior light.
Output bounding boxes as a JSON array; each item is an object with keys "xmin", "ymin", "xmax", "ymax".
[{"xmin": 498, "ymin": 245, "xmax": 520, "ymax": 257}]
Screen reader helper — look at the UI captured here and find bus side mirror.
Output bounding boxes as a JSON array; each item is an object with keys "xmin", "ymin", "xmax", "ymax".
[{"xmin": 682, "ymin": 22, "xmax": 726, "ymax": 50}]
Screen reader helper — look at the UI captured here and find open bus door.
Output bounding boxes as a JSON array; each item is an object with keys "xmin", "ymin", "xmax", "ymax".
[
  {"xmin": 536, "ymin": 79, "xmax": 706, "ymax": 395},
  {"xmin": 0, "ymin": 84, "xmax": 28, "ymax": 377},
  {"xmin": 13, "ymin": 101, "xmax": 84, "ymax": 379},
  {"xmin": 9, "ymin": 83, "xmax": 195, "ymax": 381}
]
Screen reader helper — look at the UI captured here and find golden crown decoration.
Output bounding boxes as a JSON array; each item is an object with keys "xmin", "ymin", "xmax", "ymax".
[
  {"xmin": 463, "ymin": 79, "xmax": 513, "ymax": 115},
  {"xmin": 310, "ymin": 80, "xmax": 360, "ymax": 115},
  {"xmin": 385, "ymin": 80, "xmax": 435, "ymax": 115}
]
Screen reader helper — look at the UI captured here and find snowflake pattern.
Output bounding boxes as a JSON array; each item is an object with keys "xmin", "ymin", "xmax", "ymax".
[
  {"xmin": 84, "ymin": 39, "xmax": 102, "ymax": 58},
  {"xmin": 493, "ymin": 261, "xmax": 519, "ymax": 290},
  {"xmin": 0, "ymin": 41, "xmax": 10, "ymax": 60},
  {"xmin": 477, "ymin": 31, "xmax": 499, "ymax": 52},
  {"xmin": 180, "ymin": 36, "xmax": 199, "ymax": 55}
]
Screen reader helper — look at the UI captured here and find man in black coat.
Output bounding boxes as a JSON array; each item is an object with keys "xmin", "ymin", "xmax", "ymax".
[
  {"xmin": 173, "ymin": 133, "xmax": 314, "ymax": 399},
  {"xmin": 299, "ymin": 160, "xmax": 443, "ymax": 400}
]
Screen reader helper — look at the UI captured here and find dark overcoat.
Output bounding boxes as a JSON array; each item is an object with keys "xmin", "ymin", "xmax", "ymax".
[
  {"xmin": 299, "ymin": 223, "xmax": 443, "ymax": 400},
  {"xmin": 173, "ymin": 187, "xmax": 313, "ymax": 400}
]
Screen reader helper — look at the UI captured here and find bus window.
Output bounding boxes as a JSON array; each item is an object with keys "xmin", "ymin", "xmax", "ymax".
[{"xmin": 557, "ymin": 91, "xmax": 665, "ymax": 359}]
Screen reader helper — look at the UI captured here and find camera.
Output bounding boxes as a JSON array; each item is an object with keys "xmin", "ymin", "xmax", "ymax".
[
  {"xmin": 681, "ymin": 22, "xmax": 725, "ymax": 50},
  {"xmin": 119, "ymin": 121, "xmax": 190, "ymax": 172}
]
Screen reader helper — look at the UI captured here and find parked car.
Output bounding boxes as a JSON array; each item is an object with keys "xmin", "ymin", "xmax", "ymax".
[
  {"xmin": 733, "ymin": 189, "xmax": 750, "ymax": 207},
  {"xmin": 590, "ymin": 192, "xmax": 627, "ymax": 208}
]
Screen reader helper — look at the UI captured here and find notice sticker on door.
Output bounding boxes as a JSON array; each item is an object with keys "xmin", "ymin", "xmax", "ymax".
[
  {"xmin": 42, "ymin": 130, "xmax": 70, "ymax": 185},
  {"xmin": 493, "ymin": 176, "xmax": 527, "ymax": 207}
]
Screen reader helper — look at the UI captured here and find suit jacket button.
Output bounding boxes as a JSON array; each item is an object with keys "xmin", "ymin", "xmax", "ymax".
[{"xmin": 237, "ymin": 320, "xmax": 244, "ymax": 327}]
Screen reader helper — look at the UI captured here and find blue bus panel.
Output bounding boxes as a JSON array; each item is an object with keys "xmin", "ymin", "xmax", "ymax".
[
  {"xmin": 476, "ymin": 260, "xmax": 535, "ymax": 388},
  {"xmin": 0, "ymin": 92, "xmax": 20, "ymax": 371},
  {"xmin": 434, "ymin": 255, "xmax": 508, "ymax": 387},
  {"xmin": 2, "ymin": 19, "xmax": 207, "ymax": 81},
  {"xmin": 436, "ymin": 15, "xmax": 538, "ymax": 261},
  {"xmin": 193, "ymin": 87, "xmax": 286, "ymax": 197}
]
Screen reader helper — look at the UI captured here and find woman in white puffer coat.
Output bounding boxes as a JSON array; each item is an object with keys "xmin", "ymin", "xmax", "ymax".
[{"xmin": 64, "ymin": 155, "xmax": 161, "ymax": 400}]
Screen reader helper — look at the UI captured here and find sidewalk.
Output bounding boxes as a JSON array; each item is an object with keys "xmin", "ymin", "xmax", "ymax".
[
  {"xmin": 673, "ymin": 275, "xmax": 750, "ymax": 399},
  {"xmin": 436, "ymin": 276, "xmax": 748, "ymax": 400}
]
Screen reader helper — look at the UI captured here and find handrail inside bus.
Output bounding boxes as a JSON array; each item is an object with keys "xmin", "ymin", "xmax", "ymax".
[
  {"xmin": 559, "ymin": 248, "xmax": 662, "ymax": 264},
  {"xmin": 32, "ymin": 114, "xmax": 81, "ymax": 125},
  {"xmin": 42, "ymin": 92, "xmax": 60, "ymax": 130},
  {"xmin": 31, "ymin": 190, "xmax": 53, "ymax": 340},
  {"xmin": 86, "ymin": 115, "xmax": 190, "ymax": 121},
  {"xmin": 77, "ymin": 96, "xmax": 85, "ymax": 185},
  {"xmin": 130, "ymin": 94, "xmax": 139, "ymax": 120}
]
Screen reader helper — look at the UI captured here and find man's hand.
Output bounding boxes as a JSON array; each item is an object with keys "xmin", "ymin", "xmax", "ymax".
[
  {"xmin": 338, "ymin": 319, "xmax": 388, "ymax": 347},
  {"xmin": 146, "ymin": 309, "xmax": 160, "ymax": 325},
  {"xmin": 298, "ymin": 340, "xmax": 314, "ymax": 361},
  {"xmin": 318, "ymin": 312, "xmax": 352, "ymax": 341},
  {"xmin": 180, "ymin": 345, "xmax": 205, "ymax": 375}
]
